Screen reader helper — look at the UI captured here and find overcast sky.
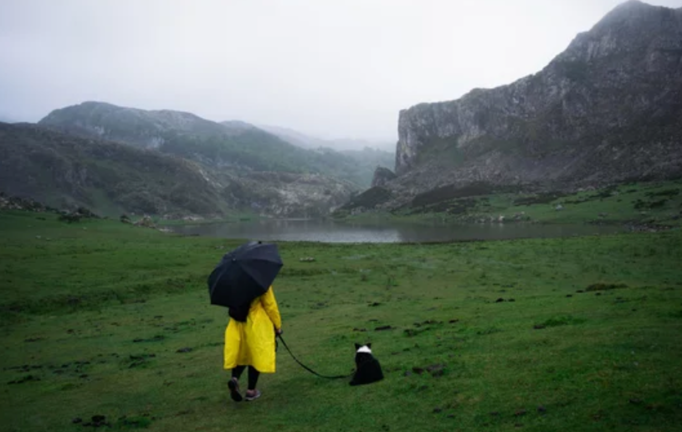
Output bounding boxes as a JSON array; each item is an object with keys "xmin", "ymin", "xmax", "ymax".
[{"xmin": 0, "ymin": 0, "xmax": 680, "ymax": 141}]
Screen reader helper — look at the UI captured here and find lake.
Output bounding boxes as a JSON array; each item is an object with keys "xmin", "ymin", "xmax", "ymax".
[{"xmin": 168, "ymin": 219, "xmax": 624, "ymax": 243}]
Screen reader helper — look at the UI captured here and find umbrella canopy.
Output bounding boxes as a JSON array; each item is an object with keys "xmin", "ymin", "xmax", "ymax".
[{"xmin": 208, "ymin": 242, "xmax": 283, "ymax": 309}]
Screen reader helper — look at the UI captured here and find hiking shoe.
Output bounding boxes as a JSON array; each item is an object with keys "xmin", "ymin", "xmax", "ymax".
[
  {"xmin": 244, "ymin": 390, "xmax": 261, "ymax": 401},
  {"xmin": 228, "ymin": 378, "xmax": 242, "ymax": 402}
]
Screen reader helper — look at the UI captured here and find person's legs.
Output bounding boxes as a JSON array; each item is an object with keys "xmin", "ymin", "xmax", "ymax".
[
  {"xmin": 245, "ymin": 367, "xmax": 261, "ymax": 401},
  {"xmin": 247, "ymin": 366, "xmax": 260, "ymax": 390},
  {"xmin": 231, "ymin": 365, "xmax": 246, "ymax": 380},
  {"xmin": 228, "ymin": 366, "xmax": 246, "ymax": 402}
]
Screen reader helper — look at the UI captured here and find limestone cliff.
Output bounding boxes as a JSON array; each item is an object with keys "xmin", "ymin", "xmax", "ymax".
[{"xmin": 390, "ymin": 1, "xmax": 682, "ymax": 208}]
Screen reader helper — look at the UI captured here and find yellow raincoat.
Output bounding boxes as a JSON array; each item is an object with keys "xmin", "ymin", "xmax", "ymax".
[{"xmin": 223, "ymin": 286, "xmax": 282, "ymax": 373}]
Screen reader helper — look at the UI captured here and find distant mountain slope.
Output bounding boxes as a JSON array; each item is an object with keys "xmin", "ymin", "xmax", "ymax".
[
  {"xmin": 374, "ymin": 0, "xmax": 682, "ymax": 210},
  {"xmin": 259, "ymin": 124, "xmax": 396, "ymax": 152},
  {"xmin": 40, "ymin": 101, "xmax": 230, "ymax": 148},
  {"xmin": 39, "ymin": 102, "xmax": 388, "ymax": 188},
  {"xmin": 255, "ymin": 124, "xmax": 397, "ymax": 186},
  {"xmin": 0, "ymin": 122, "xmax": 224, "ymax": 216},
  {"xmin": 0, "ymin": 122, "xmax": 355, "ymax": 218}
]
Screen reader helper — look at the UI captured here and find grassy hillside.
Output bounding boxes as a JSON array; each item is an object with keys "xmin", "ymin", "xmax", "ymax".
[
  {"xmin": 337, "ymin": 180, "xmax": 682, "ymax": 227},
  {"xmin": 0, "ymin": 123, "xmax": 225, "ymax": 216},
  {"xmin": 1, "ymin": 210, "xmax": 681, "ymax": 431}
]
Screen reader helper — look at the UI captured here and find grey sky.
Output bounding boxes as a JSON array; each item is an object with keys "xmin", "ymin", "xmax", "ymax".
[{"xmin": 1, "ymin": 0, "xmax": 680, "ymax": 141}]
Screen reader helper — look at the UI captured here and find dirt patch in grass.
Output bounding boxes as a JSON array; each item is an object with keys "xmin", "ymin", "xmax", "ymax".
[
  {"xmin": 534, "ymin": 315, "xmax": 586, "ymax": 329},
  {"xmin": 513, "ymin": 192, "xmax": 568, "ymax": 206},
  {"xmin": 585, "ymin": 283, "xmax": 628, "ymax": 292}
]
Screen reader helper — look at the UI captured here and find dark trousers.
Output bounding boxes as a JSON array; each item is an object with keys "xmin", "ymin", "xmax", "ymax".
[{"xmin": 232, "ymin": 366, "xmax": 260, "ymax": 390}]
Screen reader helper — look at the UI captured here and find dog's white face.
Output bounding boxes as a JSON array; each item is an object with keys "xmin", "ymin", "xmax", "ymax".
[{"xmin": 356, "ymin": 344, "xmax": 372, "ymax": 354}]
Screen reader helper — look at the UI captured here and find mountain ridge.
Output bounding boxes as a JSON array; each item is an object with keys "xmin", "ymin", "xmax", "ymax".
[
  {"xmin": 367, "ymin": 0, "xmax": 682, "ymax": 211},
  {"xmin": 39, "ymin": 101, "xmax": 390, "ymax": 188},
  {"xmin": 0, "ymin": 121, "xmax": 356, "ymax": 218}
]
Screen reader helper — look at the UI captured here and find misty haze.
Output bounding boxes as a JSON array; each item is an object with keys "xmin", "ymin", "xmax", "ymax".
[{"xmin": 1, "ymin": 0, "xmax": 681, "ymax": 431}]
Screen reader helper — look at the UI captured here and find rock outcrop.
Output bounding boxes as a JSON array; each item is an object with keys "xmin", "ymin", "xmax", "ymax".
[
  {"xmin": 387, "ymin": 1, "xmax": 682, "ymax": 209},
  {"xmin": 371, "ymin": 166, "xmax": 397, "ymax": 187}
]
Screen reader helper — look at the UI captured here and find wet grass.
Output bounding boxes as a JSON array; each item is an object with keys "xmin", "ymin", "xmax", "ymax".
[
  {"xmin": 347, "ymin": 180, "xmax": 682, "ymax": 227},
  {"xmin": 1, "ymin": 210, "xmax": 682, "ymax": 431}
]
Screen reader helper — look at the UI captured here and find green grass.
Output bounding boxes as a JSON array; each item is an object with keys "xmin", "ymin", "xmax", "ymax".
[
  {"xmin": 1, "ymin": 211, "xmax": 681, "ymax": 431},
  {"xmin": 343, "ymin": 180, "xmax": 682, "ymax": 227}
]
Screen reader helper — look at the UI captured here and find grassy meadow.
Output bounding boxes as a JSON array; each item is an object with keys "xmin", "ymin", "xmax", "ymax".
[{"xmin": 1, "ymin": 210, "xmax": 682, "ymax": 431}]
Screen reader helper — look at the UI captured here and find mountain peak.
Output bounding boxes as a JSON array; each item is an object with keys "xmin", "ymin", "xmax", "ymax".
[{"xmin": 391, "ymin": 0, "xmax": 682, "ymax": 202}]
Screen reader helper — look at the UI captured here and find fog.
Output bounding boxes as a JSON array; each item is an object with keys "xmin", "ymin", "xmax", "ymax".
[{"xmin": 1, "ymin": 0, "xmax": 680, "ymax": 143}]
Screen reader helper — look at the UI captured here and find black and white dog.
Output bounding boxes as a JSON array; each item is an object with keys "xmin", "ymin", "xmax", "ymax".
[{"xmin": 350, "ymin": 343, "xmax": 384, "ymax": 386}]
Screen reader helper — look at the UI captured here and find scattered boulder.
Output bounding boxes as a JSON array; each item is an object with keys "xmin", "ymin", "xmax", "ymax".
[
  {"xmin": 0, "ymin": 192, "xmax": 57, "ymax": 213},
  {"xmin": 134, "ymin": 215, "xmax": 156, "ymax": 228},
  {"xmin": 58, "ymin": 206, "xmax": 99, "ymax": 223}
]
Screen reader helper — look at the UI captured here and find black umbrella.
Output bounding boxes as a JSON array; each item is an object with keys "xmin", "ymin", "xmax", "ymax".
[{"xmin": 207, "ymin": 242, "xmax": 283, "ymax": 310}]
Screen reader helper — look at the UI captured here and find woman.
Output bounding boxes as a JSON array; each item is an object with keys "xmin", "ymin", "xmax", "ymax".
[{"xmin": 224, "ymin": 285, "xmax": 282, "ymax": 402}]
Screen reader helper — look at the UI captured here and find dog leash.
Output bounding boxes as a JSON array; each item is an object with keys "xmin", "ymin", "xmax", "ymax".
[{"xmin": 277, "ymin": 334, "xmax": 354, "ymax": 380}]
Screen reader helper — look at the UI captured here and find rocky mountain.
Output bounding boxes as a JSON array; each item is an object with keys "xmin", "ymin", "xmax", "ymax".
[
  {"xmin": 365, "ymin": 0, "xmax": 682, "ymax": 211},
  {"xmin": 39, "ymin": 102, "xmax": 388, "ymax": 188},
  {"xmin": 0, "ymin": 122, "xmax": 354, "ymax": 218}
]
